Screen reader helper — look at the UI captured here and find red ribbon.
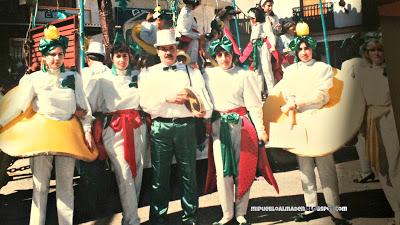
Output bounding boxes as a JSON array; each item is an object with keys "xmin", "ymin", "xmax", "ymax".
[
  {"xmin": 204, "ymin": 107, "xmax": 279, "ymax": 199},
  {"xmin": 93, "ymin": 118, "xmax": 108, "ymax": 160},
  {"xmin": 109, "ymin": 109, "xmax": 142, "ymax": 177},
  {"xmin": 223, "ymin": 27, "xmax": 242, "ymax": 57}
]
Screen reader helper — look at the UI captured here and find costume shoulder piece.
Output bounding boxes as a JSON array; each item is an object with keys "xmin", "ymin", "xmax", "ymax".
[
  {"xmin": 264, "ymin": 67, "xmax": 365, "ymax": 156},
  {"xmin": 0, "ymin": 86, "xmax": 98, "ymax": 162}
]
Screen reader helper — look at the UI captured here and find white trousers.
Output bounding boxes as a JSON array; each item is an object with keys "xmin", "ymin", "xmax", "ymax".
[
  {"xmin": 256, "ymin": 44, "xmax": 275, "ymax": 94},
  {"xmin": 297, "ymin": 154, "xmax": 342, "ymax": 218},
  {"xmin": 355, "ymin": 132, "xmax": 373, "ymax": 175},
  {"xmin": 377, "ymin": 110, "xmax": 400, "ymax": 224},
  {"xmin": 212, "ymin": 118, "xmax": 250, "ymax": 221},
  {"xmin": 103, "ymin": 123, "xmax": 147, "ymax": 225},
  {"xmin": 29, "ymin": 155, "xmax": 75, "ymax": 225}
]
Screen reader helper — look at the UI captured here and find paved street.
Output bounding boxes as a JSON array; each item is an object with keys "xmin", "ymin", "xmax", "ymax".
[{"xmin": 0, "ymin": 147, "xmax": 394, "ymax": 225}]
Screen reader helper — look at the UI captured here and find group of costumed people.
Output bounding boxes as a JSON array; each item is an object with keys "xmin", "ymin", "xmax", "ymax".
[{"xmin": 0, "ymin": 0, "xmax": 399, "ymax": 225}]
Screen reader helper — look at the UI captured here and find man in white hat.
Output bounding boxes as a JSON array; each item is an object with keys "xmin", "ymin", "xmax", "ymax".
[
  {"xmin": 82, "ymin": 41, "xmax": 110, "ymax": 93},
  {"xmin": 139, "ymin": 29, "xmax": 212, "ymax": 225},
  {"xmin": 79, "ymin": 40, "xmax": 111, "ymax": 217}
]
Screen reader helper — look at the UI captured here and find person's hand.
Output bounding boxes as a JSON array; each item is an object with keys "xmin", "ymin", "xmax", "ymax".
[
  {"xmin": 74, "ymin": 106, "xmax": 87, "ymax": 119},
  {"xmin": 84, "ymin": 131, "xmax": 96, "ymax": 152},
  {"xmin": 260, "ymin": 132, "xmax": 268, "ymax": 143},
  {"xmin": 193, "ymin": 111, "xmax": 206, "ymax": 118},
  {"xmin": 280, "ymin": 102, "xmax": 296, "ymax": 113},
  {"xmin": 165, "ymin": 90, "xmax": 189, "ymax": 104},
  {"xmin": 190, "ymin": 62, "xmax": 199, "ymax": 70}
]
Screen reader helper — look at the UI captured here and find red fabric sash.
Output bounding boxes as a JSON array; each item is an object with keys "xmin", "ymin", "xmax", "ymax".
[
  {"xmin": 109, "ymin": 109, "xmax": 142, "ymax": 177},
  {"xmin": 204, "ymin": 107, "xmax": 279, "ymax": 199},
  {"xmin": 223, "ymin": 27, "xmax": 241, "ymax": 56},
  {"xmin": 93, "ymin": 118, "xmax": 108, "ymax": 160}
]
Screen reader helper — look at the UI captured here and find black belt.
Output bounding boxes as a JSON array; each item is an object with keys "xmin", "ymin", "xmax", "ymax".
[{"xmin": 153, "ymin": 117, "xmax": 194, "ymax": 123}]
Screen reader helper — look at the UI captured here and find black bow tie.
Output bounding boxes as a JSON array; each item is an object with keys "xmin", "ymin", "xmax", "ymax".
[{"xmin": 163, "ymin": 65, "xmax": 177, "ymax": 71}]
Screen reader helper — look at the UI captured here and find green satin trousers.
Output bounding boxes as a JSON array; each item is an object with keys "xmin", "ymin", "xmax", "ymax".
[{"xmin": 149, "ymin": 119, "xmax": 198, "ymax": 225}]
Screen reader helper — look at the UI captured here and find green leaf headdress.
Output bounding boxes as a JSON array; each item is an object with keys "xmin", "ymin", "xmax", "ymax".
[
  {"xmin": 288, "ymin": 22, "xmax": 317, "ymax": 62},
  {"xmin": 39, "ymin": 25, "xmax": 69, "ymax": 72},
  {"xmin": 209, "ymin": 36, "xmax": 233, "ymax": 58}
]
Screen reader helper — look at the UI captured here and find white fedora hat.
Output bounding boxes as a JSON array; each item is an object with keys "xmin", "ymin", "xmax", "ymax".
[
  {"xmin": 86, "ymin": 41, "xmax": 106, "ymax": 56},
  {"xmin": 154, "ymin": 29, "xmax": 178, "ymax": 47}
]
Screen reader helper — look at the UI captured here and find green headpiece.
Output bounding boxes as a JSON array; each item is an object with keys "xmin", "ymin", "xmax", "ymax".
[
  {"xmin": 39, "ymin": 25, "xmax": 69, "ymax": 55},
  {"xmin": 289, "ymin": 36, "xmax": 317, "ymax": 52},
  {"xmin": 209, "ymin": 36, "xmax": 233, "ymax": 57}
]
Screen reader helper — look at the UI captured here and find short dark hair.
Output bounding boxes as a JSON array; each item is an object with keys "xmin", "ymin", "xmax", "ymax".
[
  {"xmin": 249, "ymin": 7, "xmax": 265, "ymax": 23},
  {"xmin": 111, "ymin": 43, "xmax": 132, "ymax": 57},
  {"xmin": 87, "ymin": 53, "xmax": 104, "ymax": 63}
]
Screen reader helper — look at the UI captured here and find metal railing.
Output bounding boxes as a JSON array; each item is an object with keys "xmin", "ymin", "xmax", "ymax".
[{"xmin": 292, "ymin": 2, "xmax": 334, "ymax": 32}]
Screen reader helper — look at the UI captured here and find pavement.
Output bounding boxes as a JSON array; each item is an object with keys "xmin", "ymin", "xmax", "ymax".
[{"xmin": 0, "ymin": 147, "xmax": 395, "ymax": 225}]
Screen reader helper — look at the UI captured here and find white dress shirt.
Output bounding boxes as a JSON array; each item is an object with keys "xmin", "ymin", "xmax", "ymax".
[{"xmin": 139, "ymin": 62, "xmax": 212, "ymax": 119}]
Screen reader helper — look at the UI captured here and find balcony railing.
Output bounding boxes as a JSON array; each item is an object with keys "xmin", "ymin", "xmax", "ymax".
[{"xmin": 292, "ymin": 2, "xmax": 334, "ymax": 33}]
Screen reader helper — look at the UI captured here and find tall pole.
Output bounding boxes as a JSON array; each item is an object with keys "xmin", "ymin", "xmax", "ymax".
[
  {"xmin": 318, "ymin": 0, "xmax": 330, "ymax": 65},
  {"xmin": 79, "ymin": 0, "xmax": 85, "ymax": 71},
  {"xmin": 232, "ymin": 0, "xmax": 241, "ymax": 50}
]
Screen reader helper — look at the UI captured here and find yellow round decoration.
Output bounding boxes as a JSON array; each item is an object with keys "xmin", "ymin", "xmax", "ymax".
[
  {"xmin": 44, "ymin": 25, "xmax": 60, "ymax": 40},
  {"xmin": 296, "ymin": 22, "xmax": 310, "ymax": 36}
]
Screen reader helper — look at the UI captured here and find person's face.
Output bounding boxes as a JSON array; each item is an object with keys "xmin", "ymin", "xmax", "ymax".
[
  {"xmin": 112, "ymin": 51, "xmax": 130, "ymax": 71},
  {"xmin": 156, "ymin": 18, "xmax": 165, "ymax": 29},
  {"xmin": 215, "ymin": 50, "xmax": 233, "ymax": 70},
  {"xmin": 263, "ymin": 2, "xmax": 273, "ymax": 14},
  {"xmin": 157, "ymin": 44, "xmax": 177, "ymax": 66},
  {"xmin": 366, "ymin": 42, "xmax": 384, "ymax": 66},
  {"xmin": 45, "ymin": 46, "xmax": 64, "ymax": 70},
  {"xmin": 288, "ymin": 25, "xmax": 296, "ymax": 36},
  {"xmin": 298, "ymin": 42, "xmax": 313, "ymax": 63},
  {"xmin": 250, "ymin": 17, "xmax": 257, "ymax": 25}
]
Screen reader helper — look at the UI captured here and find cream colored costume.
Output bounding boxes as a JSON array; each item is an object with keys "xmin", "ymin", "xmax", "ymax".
[
  {"xmin": 280, "ymin": 59, "xmax": 344, "ymax": 218},
  {"xmin": 0, "ymin": 69, "xmax": 92, "ymax": 225},
  {"xmin": 204, "ymin": 65, "xmax": 266, "ymax": 223},
  {"xmin": 352, "ymin": 58, "xmax": 400, "ymax": 224},
  {"xmin": 86, "ymin": 69, "xmax": 146, "ymax": 225}
]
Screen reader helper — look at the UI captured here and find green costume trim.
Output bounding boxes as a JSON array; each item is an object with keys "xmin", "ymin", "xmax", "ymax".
[
  {"xmin": 61, "ymin": 74, "xmax": 75, "ymax": 90},
  {"xmin": 252, "ymin": 39, "xmax": 264, "ymax": 70},
  {"xmin": 288, "ymin": 35, "xmax": 317, "ymax": 62},
  {"xmin": 289, "ymin": 35, "xmax": 317, "ymax": 52},
  {"xmin": 209, "ymin": 36, "xmax": 233, "ymax": 57},
  {"xmin": 212, "ymin": 111, "xmax": 240, "ymax": 177},
  {"xmin": 39, "ymin": 35, "xmax": 69, "ymax": 55}
]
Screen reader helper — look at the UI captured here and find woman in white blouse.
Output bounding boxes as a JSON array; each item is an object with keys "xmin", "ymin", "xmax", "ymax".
[
  {"xmin": 86, "ymin": 43, "xmax": 147, "ymax": 225},
  {"xmin": 280, "ymin": 36, "xmax": 350, "ymax": 225},
  {"xmin": 0, "ymin": 25, "xmax": 95, "ymax": 225}
]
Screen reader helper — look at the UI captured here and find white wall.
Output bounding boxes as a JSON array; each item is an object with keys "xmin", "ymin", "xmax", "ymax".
[
  {"xmin": 82, "ymin": 0, "xmax": 101, "ymax": 26},
  {"xmin": 273, "ymin": 0, "xmax": 300, "ymax": 19},
  {"xmin": 331, "ymin": 0, "xmax": 362, "ymax": 28}
]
